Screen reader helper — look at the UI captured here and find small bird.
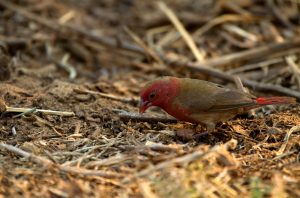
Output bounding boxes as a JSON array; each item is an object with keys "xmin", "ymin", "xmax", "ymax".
[{"xmin": 139, "ymin": 76, "xmax": 296, "ymax": 133}]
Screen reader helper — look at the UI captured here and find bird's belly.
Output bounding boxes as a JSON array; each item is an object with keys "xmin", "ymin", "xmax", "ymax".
[
  {"xmin": 163, "ymin": 105, "xmax": 196, "ymax": 123},
  {"xmin": 163, "ymin": 103, "xmax": 242, "ymax": 124},
  {"xmin": 189, "ymin": 110, "xmax": 239, "ymax": 125}
]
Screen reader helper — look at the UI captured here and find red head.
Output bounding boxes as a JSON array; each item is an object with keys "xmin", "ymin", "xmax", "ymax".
[{"xmin": 139, "ymin": 77, "xmax": 180, "ymax": 113}]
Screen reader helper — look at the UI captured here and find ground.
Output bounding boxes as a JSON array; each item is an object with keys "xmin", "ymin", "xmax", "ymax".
[{"xmin": 0, "ymin": 0, "xmax": 299, "ymax": 197}]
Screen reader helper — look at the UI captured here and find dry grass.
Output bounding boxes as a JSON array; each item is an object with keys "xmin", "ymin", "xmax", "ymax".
[{"xmin": 0, "ymin": 0, "xmax": 300, "ymax": 197}]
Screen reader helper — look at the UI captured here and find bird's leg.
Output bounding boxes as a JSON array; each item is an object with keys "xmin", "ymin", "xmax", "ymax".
[
  {"xmin": 175, "ymin": 123, "xmax": 215, "ymax": 141},
  {"xmin": 175, "ymin": 124, "xmax": 201, "ymax": 141},
  {"xmin": 206, "ymin": 122, "xmax": 216, "ymax": 133},
  {"xmin": 192, "ymin": 122, "xmax": 215, "ymax": 140}
]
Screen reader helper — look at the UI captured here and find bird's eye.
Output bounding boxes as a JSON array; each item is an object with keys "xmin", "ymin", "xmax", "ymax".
[{"xmin": 148, "ymin": 91, "xmax": 156, "ymax": 100}]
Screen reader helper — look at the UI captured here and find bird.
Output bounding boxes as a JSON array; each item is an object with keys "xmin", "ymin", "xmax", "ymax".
[{"xmin": 139, "ymin": 76, "xmax": 296, "ymax": 133}]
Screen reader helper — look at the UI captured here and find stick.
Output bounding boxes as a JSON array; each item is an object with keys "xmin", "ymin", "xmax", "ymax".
[
  {"xmin": 74, "ymin": 88, "xmax": 139, "ymax": 105},
  {"xmin": 5, "ymin": 107, "xmax": 75, "ymax": 117},
  {"xmin": 285, "ymin": 55, "xmax": 300, "ymax": 90},
  {"xmin": 234, "ymin": 76, "xmax": 247, "ymax": 93},
  {"xmin": 164, "ymin": 57, "xmax": 300, "ymax": 99},
  {"xmin": 222, "ymin": 24, "xmax": 258, "ymax": 42},
  {"xmin": 189, "ymin": 39, "xmax": 300, "ymax": 68},
  {"xmin": 0, "ymin": 99, "xmax": 75, "ymax": 117},
  {"xmin": 124, "ymin": 26, "xmax": 165, "ymax": 67},
  {"xmin": 276, "ymin": 126, "xmax": 300, "ymax": 155},
  {"xmin": 227, "ymin": 58, "xmax": 283, "ymax": 74},
  {"xmin": 157, "ymin": 1, "xmax": 205, "ymax": 62},
  {"xmin": 193, "ymin": 14, "xmax": 256, "ymax": 38},
  {"xmin": 267, "ymin": 0, "xmax": 294, "ymax": 30},
  {"xmin": 0, "ymin": 143, "xmax": 122, "ymax": 179}
]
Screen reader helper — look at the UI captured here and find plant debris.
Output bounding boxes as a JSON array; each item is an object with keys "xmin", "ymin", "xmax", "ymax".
[{"xmin": 0, "ymin": 0, "xmax": 300, "ymax": 197}]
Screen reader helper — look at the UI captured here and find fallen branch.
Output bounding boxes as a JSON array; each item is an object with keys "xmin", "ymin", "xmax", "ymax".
[
  {"xmin": 0, "ymin": 143, "xmax": 122, "ymax": 179},
  {"xmin": 164, "ymin": 57, "xmax": 300, "ymax": 99},
  {"xmin": 186, "ymin": 38, "xmax": 300, "ymax": 68}
]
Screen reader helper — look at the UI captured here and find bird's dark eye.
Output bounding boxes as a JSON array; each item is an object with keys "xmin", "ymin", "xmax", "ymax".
[{"xmin": 148, "ymin": 91, "xmax": 156, "ymax": 100}]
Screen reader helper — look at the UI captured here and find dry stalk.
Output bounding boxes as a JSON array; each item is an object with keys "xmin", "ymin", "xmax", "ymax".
[
  {"xmin": 0, "ymin": 99, "xmax": 75, "ymax": 117},
  {"xmin": 7, "ymin": 107, "xmax": 75, "ymax": 117},
  {"xmin": 285, "ymin": 55, "xmax": 300, "ymax": 90},
  {"xmin": 123, "ymin": 139, "xmax": 237, "ymax": 183},
  {"xmin": 0, "ymin": 143, "xmax": 122, "ymax": 179},
  {"xmin": 222, "ymin": 24, "xmax": 258, "ymax": 43},
  {"xmin": 164, "ymin": 56, "xmax": 300, "ymax": 99},
  {"xmin": 276, "ymin": 125, "xmax": 300, "ymax": 155},
  {"xmin": 124, "ymin": 26, "xmax": 165, "ymax": 67},
  {"xmin": 157, "ymin": 1, "xmax": 205, "ymax": 62},
  {"xmin": 193, "ymin": 14, "xmax": 256, "ymax": 38},
  {"xmin": 184, "ymin": 39, "xmax": 300, "ymax": 68},
  {"xmin": 228, "ymin": 58, "xmax": 283, "ymax": 74},
  {"xmin": 74, "ymin": 88, "xmax": 138, "ymax": 105}
]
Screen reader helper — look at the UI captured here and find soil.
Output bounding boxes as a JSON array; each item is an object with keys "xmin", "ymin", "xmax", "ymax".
[{"xmin": 0, "ymin": 0, "xmax": 299, "ymax": 197}]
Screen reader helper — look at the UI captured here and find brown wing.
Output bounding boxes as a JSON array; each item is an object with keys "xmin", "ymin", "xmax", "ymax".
[
  {"xmin": 208, "ymin": 90, "xmax": 256, "ymax": 111},
  {"xmin": 175, "ymin": 78, "xmax": 256, "ymax": 113}
]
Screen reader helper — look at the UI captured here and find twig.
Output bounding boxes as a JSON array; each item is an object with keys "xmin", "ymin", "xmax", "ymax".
[
  {"xmin": 138, "ymin": 180, "xmax": 159, "ymax": 198},
  {"xmin": 74, "ymin": 88, "xmax": 139, "ymax": 105},
  {"xmin": 5, "ymin": 106, "xmax": 75, "ymax": 117},
  {"xmin": 157, "ymin": 1, "xmax": 205, "ymax": 62},
  {"xmin": 267, "ymin": 0, "xmax": 294, "ymax": 30},
  {"xmin": 193, "ymin": 14, "xmax": 256, "ymax": 38},
  {"xmin": 276, "ymin": 126, "xmax": 300, "ymax": 155},
  {"xmin": 0, "ymin": 143, "xmax": 122, "ymax": 179},
  {"xmin": 0, "ymin": 98, "xmax": 74, "ymax": 117},
  {"xmin": 220, "ymin": 31, "xmax": 255, "ymax": 49},
  {"xmin": 146, "ymin": 25, "xmax": 172, "ymax": 48},
  {"xmin": 116, "ymin": 111, "xmax": 177, "ymax": 123},
  {"xmin": 164, "ymin": 57, "xmax": 300, "ymax": 99},
  {"xmin": 222, "ymin": 1, "xmax": 253, "ymax": 16},
  {"xmin": 85, "ymin": 154, "xmax": 132, "ymax": 168},
  {"xmin": 12, "ymin": 107, "xmax": 37, "ymax": 118},
  {"xmin": 124, "ymin": 26, "xmax": 165, "ymax": 67},
  {"xmin": 222, "ymin": 24, "xmax": 258, "ymax": 43},
  {"xmin": 45, "ymin": 43, "xmax": 77, "ymax": 80},
  {"xmin": 123, "ymin": 139, "xmax": 237, "ymax": 183},
  {"xmin": 285, "ymin": 55, "xmax": 300, "ymax": 90},
  {"xmin": 187, "ymin": 38, "xmax": 300, "ymax": 68},
  {"xmin": 234, "ymin": 76, "xmax": 247, "ymax": 93},
  {"xmin": 272, "ymin": 150, "xmax": 297, "ymax": 160},
  {"xmin": 227, "ymin": 58, "xmax": 283, "ymax": 74}
]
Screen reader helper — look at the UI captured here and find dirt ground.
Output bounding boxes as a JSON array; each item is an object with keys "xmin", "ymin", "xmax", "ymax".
[{"xmin": 0, "ymin": 0, "xmax": 300, "ymax": 197}]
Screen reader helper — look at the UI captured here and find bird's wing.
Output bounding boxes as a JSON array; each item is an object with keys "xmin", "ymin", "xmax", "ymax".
[
  {"xmin": 175, "ymin": 78, "xmax": 256, "ymax": 113},
  {"xmin": 207, "ymin": 90, "xmax": 256, "ymax": 111},
  {"xmin": 174, "ymin": 79, "xmax": 221, "ymax": 112}
]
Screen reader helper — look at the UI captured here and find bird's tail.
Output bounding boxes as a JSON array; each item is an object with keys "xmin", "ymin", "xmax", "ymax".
[{"xmin": 255, "ymin": 97, "xmax": 297, "ymax": 105}]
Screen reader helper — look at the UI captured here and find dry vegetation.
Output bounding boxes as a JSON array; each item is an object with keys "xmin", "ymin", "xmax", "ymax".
[{"xmin": 0, "ymin": 0, "xmax": 300, "ymax": 197}]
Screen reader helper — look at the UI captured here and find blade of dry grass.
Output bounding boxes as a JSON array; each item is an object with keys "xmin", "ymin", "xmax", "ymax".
[
  {"xmin": 157, "ymin": 1, "xmax": 205, "ymax": 62},
  {"xmin": 0, "ymin": 143, "xmax": 123, "ymax": 179}
]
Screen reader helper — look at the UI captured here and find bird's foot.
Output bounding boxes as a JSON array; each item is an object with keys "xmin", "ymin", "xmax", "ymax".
[
  {"xmin": 175, "ymin": 129, "xmax": 209, "ymax": 142},
  {"xmin": 192, "ymin": 131, "xmax": 209, "ymax": 141}
]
